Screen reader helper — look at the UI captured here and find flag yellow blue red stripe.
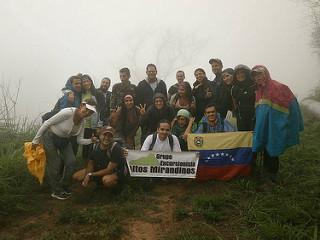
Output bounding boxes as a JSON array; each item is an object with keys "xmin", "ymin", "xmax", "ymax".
[
  {"xmin": 187, "ymin": 132, "xmax": 253, "ymax": 181},
  {"xmin": 188, "ymin": 131, "xmax": 253, "ymax": 150}
]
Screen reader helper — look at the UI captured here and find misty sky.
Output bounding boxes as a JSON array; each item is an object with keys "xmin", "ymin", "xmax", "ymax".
[{"xmin": 1, "ymin": 0, "xmax": 319, "ymax": 120}]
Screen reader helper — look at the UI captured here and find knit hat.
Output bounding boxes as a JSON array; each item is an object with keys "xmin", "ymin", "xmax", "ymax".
[{"xmin": 176, "ymin": 109, "xmax": 191, "ymax": 119}]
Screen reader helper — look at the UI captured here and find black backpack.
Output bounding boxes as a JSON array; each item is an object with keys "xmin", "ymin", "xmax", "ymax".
[
  {"xmin": 41, "ymin": 109, "xmax": 60, "ymax": 123},
  {"xmin": 148, "ymin": 133, "xmax": 174, "ymax": 151}
]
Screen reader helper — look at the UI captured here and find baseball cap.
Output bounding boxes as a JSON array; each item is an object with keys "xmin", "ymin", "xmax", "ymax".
[
  {"xmin": 82, "ymin": 103, "xmax": 96, "ymax": 113},
  {"xmin": 209, "ymin": 58, "xmax": 223, "ymax": 65},
  {"xmin": 99, "ymin": 126, "xmax": 114, "ymax": 136}
]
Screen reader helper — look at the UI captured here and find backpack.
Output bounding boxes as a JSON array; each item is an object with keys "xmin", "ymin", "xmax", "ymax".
[
  {"xmin": 41, "ymin": 109, "xmax": 60, "ymax": 123},
  {"xmin": 93, "ymin": 141, "xmax": 118, "ymax": 159},
  {"xmin": 148, "ymin": 133, "xmax": 174, "ymax": 151}
]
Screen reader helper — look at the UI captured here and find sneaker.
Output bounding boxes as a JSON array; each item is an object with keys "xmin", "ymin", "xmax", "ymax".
[
  {"xmin": 62, "ymin": 188, "xmax": 72, "ymax": 196},
  {"xmin": 51, "ymin": 192, "xmax": 70, "ymax": 200}
]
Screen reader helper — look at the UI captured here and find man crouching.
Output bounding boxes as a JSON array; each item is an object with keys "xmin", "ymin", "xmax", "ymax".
[{"xmin": 73, "ymin": 126, "xmax": 126, "ymax": 188}]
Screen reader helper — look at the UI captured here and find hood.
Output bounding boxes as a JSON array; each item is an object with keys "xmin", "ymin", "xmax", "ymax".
[
  {"xmin": 64, "ymin": 75, "xmax": 82, "ymax": 93},
  {"xmin": 153, "ymin": 92, "xmax": 167, "ymax": 102},
  {"xmin": 233, "ymin": 64, "xmax": 254, "ymax": 86},
  {"xmin": 222, "ymin": 68, "xmax": 234, "ymax": 76},
  {"xmin": 251, "ymin": 65, "xmax": 272, "ymax": 83}
]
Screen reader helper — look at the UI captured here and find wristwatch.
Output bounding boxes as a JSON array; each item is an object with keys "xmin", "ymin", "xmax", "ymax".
[{"xmin": 87, "ymin": 172, "xmax": 93, "ymax": 179}]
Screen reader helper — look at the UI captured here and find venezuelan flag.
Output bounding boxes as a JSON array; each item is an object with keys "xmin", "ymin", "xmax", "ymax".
[{"xmin": 188, "ymin": 132, "xmax": 253, "ymax": 181}]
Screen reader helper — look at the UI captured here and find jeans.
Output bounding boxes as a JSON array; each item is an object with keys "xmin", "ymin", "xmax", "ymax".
[{"xmin": 43, "ymin": 131, "xmax": 76, "ymax": 193}]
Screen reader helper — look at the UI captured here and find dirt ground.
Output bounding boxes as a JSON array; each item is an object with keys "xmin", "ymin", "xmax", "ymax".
[{"xmin": 122, "ymin": 184, "xmax": 186, "ymax": 240}]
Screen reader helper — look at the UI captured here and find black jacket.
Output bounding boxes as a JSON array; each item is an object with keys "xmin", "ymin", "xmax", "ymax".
[
  {"xmin": 97, "ymin": 89, "xmax": 111, "ymax": 124},
  {"xmin": 216, "ymin": 82, "xmax": 233, "ymax": 119},
  {"xmin": 192, "ymin": 78, "xmax": 216, "ymax": 123},
  {"xmin": 136, "ymin": 79, "xmax": 167, "ymax": 108}
]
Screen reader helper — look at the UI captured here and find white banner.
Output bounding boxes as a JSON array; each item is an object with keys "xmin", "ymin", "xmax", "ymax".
[{"xmin": 126, "ymin": 150, "xmax": 199, "ymax": 178}]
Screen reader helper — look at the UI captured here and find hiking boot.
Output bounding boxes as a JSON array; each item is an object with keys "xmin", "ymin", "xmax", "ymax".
[{"xmin": 51, "ymin": 192, "xmax": 70, "ymax": 200}]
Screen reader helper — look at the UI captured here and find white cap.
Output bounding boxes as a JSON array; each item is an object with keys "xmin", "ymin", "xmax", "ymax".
[{"xmin": 84, "ymin": 103, "xmax": 96, "ymax": 113}]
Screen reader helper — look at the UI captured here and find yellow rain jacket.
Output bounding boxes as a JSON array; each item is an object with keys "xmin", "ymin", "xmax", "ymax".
[{"xmin": 23, "ymin": 142, "xmax": 46, "ymax": 184}]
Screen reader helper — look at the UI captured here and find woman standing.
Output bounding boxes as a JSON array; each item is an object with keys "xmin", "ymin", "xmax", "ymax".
[
  {"xmin": 32, "ymin": 99, "xmax": 98, "ymax": 200},
  {"xmin": 251, "ymin": 65, "xmax": 303, "ymax": 182},
  {"xmin": 231, "ymin": 64, "xmax": 256, "ymax": 131},
  {"xmin": 215, "ymin": 68, "xmax": 234, "ymax": 119},
  {"xmin": 112, "ymin": 94, "xmax": 140, "ymax": 149},
  {"xmin": 170, "ymin": 82, "xmax": 196, "ymax": 116},
  {"xmin": 81, "ymin": 74, "xmax": 105, "ymax": 162},
  {"xmin": 192, "ymin": 68, "xmax": 215, "ymax": 123}
]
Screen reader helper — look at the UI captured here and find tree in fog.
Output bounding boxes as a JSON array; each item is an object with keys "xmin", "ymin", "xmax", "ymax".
[
  {"xmin": 125, "ymin": 27, "xmax": 208, "ymax": 82},
  {"xmin": 305, "ymin": 0, "xmax": 320, "ymax": 99},
  {"xmin": 307, "ymin": 0, "xmax": 320, "ymax": 56}
]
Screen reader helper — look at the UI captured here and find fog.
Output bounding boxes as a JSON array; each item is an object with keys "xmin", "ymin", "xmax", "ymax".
[{"xmin": 1, "ymin": 0, "xmax": 319, "ymax": 120}]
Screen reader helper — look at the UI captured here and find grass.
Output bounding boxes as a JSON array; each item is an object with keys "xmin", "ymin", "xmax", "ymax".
[
  {"xmin": 0, "ymin": 129, "xmax": 41, "ymax": 219},
  {"xmin": 166, "ymin": 111, "xmax": 320, "ymax": 240},
  {"xmin": 0, "ymin": 108, "xmax": 319, "ymax": 239}
]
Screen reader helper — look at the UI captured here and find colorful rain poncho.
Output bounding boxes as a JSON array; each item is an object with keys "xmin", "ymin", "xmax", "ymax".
[{"xmin": 252, "ymin": 65, "xmax": 304, "ymax": 157}]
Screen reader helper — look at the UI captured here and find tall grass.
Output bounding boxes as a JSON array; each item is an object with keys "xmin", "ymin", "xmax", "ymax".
[
  {"xmin": 0, "ymin": 127, "xmax": 40, "ymax": 220},
  {"xmin": 0, "ymin": 80, "xmax": 42, "ymax": 220}
]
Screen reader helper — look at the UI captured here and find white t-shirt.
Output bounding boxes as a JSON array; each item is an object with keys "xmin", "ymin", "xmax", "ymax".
[
  {"xmin": 32, "ymin": 108, "xmax": 91, "ymax": 145},
  {"xmin": 141, "ymin": 134, "xmax": 181, "ymax": 152}
]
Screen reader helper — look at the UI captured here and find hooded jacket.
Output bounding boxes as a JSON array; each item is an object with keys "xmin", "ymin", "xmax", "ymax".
[
  {"xmin": 136, "ymin": 78, "xmax": 167, "ymax": 108},
  {"xmin": 231, "ymin": 64, "xmax": 256, "ymax": 131},
  {"xmin": 63, "ymin": 78, "xmax": 82, "ymax": 108},
  {"xmin": 140, "ymin": 93, "xmax": 175, "ymax": 136},
  {"xmin": 215, "ymin": 68, "xmax": 234, "ymax": 118},
  {"xmin": 252, "ymin": 65, "xmax": 303, "ymax": 156}
]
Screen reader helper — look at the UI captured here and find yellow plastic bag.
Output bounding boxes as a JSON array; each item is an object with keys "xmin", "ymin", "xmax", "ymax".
[{"xmin": 23, "ymin": 142, "xmax": 46, "ymax": 184}]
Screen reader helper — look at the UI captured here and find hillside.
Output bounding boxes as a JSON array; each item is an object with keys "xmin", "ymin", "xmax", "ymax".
[{"xmin": 0, "ymin": 117, "xmax": 319, "ymax": 240}]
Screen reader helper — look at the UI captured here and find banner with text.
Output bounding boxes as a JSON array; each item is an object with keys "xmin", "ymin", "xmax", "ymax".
[{"xmin": 126, "ymin": 151, "xmax": 199, "ymax": 178}]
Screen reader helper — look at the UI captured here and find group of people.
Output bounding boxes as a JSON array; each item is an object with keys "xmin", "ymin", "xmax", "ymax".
[{"xmin": 31, "ymin": 58, "xmax": 303, "ymax": 200}]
